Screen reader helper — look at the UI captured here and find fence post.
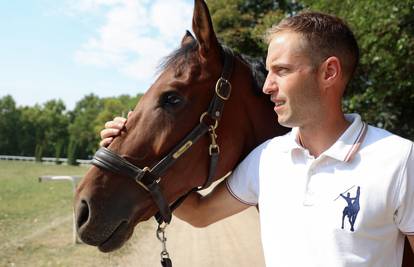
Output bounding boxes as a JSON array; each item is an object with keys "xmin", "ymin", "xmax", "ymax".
[{"xmin": 38, "ymin": 175, "xmax": 82, "ymax": 244}]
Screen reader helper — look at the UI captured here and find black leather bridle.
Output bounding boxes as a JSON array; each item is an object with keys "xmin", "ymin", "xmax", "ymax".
[{"xmin": 91, "ymin": 47, "xmax": 234, "ymax": 227}]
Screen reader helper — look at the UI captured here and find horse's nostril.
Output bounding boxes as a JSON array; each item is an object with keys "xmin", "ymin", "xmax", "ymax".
[{"xmin": 76, "ymin": 200, "xmax": 90, "ymax": 230}]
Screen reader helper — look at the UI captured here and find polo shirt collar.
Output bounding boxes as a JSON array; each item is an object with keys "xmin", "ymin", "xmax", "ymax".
[
  {"xmin": 323, "ymin": 114, "xmax": 367, "ymax": 162},
  {"xmin": 285, "ymin": 114, "xmax": 367, "ymax": 162}
]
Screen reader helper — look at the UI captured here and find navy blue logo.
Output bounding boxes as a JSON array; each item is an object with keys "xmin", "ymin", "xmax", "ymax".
[{"xmin": 338, "ymin": 186, "xmax": 361, "ymax": 232}]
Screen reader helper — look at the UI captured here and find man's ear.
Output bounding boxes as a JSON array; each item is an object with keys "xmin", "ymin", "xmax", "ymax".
[
  {"xmin": 192, "ymin": 0, "xmax": 220, "ymax": 61},
  {"xmin": 320, "ymin": 56, "xmax": 341, "ymax": 88}
]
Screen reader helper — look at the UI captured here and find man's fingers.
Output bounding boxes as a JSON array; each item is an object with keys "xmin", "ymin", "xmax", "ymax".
[
  {"xmin": 104, "ymin": 120, "xmax": 125, "ymax": 129},
  {"xmin": 113, "ymin": 117, "xmax": 127, "ymax": 123},
  {"xmin": 100, "ymin": 128, "xmax": 120, "ymax": 139},
  {"xmin": 100, "ymin": 137, "xmax": 113, "ymax": 147},
  {"xmin": 100, "ymin": 116, "xmax": 128, "ymax": 147}
]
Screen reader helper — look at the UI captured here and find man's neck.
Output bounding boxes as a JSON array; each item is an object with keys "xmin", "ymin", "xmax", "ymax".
[{"xmin": 298, "ymin": 114, "xmax": 350, "ymax": 158}]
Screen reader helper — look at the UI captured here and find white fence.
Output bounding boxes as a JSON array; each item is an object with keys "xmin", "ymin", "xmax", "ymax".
[
  {"xmin": 0, "ymin": 155, "xmax": 91, "ymax": 165},
  {"xmin": 38, "ymin": 175, "xmax": 83, "ymax": 244}
]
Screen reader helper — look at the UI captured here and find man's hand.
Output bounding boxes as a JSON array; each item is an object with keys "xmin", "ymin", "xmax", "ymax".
[{"xmin": 99, "ymin": 111, "xmax": 132, "ymax": 147}]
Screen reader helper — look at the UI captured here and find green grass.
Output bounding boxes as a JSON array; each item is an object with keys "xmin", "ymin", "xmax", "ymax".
[
  {"xmin": 0, "ymin": 161, "xmax": 149, "ymax": 267},
  {"xmin": 0, "ymin": 161, "xmax": 86, "ymax": 244}
]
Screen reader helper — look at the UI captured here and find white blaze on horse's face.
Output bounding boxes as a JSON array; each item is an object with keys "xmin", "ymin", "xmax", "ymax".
[{"xmin": 264, "ymin": 31, "xmax": 322, "ymax": 128}]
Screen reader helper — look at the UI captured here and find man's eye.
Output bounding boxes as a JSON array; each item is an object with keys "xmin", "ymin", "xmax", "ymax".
[{"xmin": 277, "ymin": 67, "xmax": 288, "ymax": 74}]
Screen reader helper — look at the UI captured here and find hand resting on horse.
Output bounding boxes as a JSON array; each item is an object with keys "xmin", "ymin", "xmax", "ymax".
[
  {"xmin": 99, "ymin": 115, "xmax": 252, "ymax": 227},
  {"xmin": 99, "ymin": 112, "xmax": 132, "ymax": 147}
]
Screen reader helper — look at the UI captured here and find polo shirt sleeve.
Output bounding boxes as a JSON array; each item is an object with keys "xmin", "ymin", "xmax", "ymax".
[
  {"xmin": 394, "ymin": 142, "xmax": 414, "ymax": 234},
  {"xmin": 225, "ymin": 140, "xmax": 269, "ymax": 206}
]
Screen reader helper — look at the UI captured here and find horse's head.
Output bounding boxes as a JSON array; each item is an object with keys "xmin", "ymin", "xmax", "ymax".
[{"xmin": 75, "ymin": 0, "xmax": 283, "ymax": 252}]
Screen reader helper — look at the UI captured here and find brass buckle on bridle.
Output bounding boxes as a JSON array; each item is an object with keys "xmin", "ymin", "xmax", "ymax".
[
  {"xmin": 215, "ymin": 77, "xmax": 231, "ymax": 100},
  {"xmin": 135, "ymin": 166, "xmax": 160, "ymax": 192}
]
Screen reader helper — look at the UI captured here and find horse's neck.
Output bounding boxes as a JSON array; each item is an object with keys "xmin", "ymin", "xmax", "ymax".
[{"xmin": 214, "ymin": 61, "xmax": 288, "ymax": 180}]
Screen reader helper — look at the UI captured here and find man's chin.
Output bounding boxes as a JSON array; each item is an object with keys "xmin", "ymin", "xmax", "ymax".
[{"xmin": 277, "ymin": 117, "xmax": 294, "ymax": 128}]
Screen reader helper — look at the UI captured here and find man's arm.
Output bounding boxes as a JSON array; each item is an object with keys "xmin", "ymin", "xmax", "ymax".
[
  {"xmin": 99, "ymin": 115, "xmax": 250, "ymax": 227},
  {"xmin": 408, "ymin": 235, "xmax": 414, "ymax": 252},
  {"xmin": 173, "ymin": 179, "xmax": 251, "ymax": 227}
]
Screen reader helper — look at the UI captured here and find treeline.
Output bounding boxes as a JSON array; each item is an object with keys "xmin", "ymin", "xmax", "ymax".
[{"xmin": 0, "ymin": 94, "xmax": 141, "ymax": 164}]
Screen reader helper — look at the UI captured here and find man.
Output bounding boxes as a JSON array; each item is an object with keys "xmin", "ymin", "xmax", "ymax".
[{"xmin": 101, "ymin": 11, "xmax": 413, "ymax": 266}]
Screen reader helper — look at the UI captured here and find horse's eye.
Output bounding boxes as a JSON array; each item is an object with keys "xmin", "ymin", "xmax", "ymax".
[{"xmin": 161, "ymin": 92, "xmax": 184, "ymax": 109}]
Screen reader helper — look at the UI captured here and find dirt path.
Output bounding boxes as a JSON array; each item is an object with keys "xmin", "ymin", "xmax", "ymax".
[{"xmin": 113, "ymin": 207, "xmax": 265, "ymax": 267}]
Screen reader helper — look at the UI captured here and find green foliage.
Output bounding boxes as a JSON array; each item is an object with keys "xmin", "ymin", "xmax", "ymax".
[
  {"xmin": 208, "ymin": 0, "xmax": 302, "ymax": 57},
  {"xmin": 67, "ymin": 93, "xmax": 141, "ymax": 160},
  {"xmin": 67, "ymin": 94, "xmax": 104, "ymax": 159},
  {"xmin": 19, "ymin": 106, "xmax": 41, "ymax": 156},
  {"xmin": 14, "ymin": 100, "xmax": 69, "ymax": 160},
  {"xmin": 0, "ymin": 95, "xmax": 21, "ymax": 154},
  {"xmin": 0, "ymin": 93, "xmax": 142, "ymax": 162},
  {"xmin": 67, "ymin": 139, "xmax": 78, "ymax": 166},
  {"xmin": 93, "ymin": 94, "xmax": 139, "ymax": 137}
]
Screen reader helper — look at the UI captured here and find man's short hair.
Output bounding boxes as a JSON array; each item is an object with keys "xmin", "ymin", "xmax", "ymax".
[{"xmin": 265, "ymin": 11, "xmax": 360, "ymax": 83}]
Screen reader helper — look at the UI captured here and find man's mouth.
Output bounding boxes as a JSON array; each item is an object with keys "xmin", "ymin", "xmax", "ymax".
[{"xmin": 275, "ymin": 100, "xmax": 286, "ymax": 107}]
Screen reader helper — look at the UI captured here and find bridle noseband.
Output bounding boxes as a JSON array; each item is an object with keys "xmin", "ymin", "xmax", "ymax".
[{"xmin": 91, "ymin": 47, "xmax": 234, "ymax": 225}]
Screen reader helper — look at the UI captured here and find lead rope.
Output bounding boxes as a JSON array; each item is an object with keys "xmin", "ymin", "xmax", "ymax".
[{"xmin": 157, "ymin": 223, "xmax": 172, "ymax": 267}]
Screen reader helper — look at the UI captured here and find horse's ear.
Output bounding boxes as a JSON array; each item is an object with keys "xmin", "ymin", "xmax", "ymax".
[
  {"xmin": 181, "ymin": 30, "xmax": 195, "ymax": 46},
  {"xmin": 192, "ymin": 0, "xmax": 220, "ymax": 60}
]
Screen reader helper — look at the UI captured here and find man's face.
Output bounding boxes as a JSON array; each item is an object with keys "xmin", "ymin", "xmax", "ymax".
[{"xmin": 263, "ymin": 31, "xmax": 323, "ymax": 128}]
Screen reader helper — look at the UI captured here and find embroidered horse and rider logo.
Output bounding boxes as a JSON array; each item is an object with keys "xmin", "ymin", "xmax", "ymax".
[{"xmin": 337, "ymin": 186, "xmax": 361, "ymax": 232}]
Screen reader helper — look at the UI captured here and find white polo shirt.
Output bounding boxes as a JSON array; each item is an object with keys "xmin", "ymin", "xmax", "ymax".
[{"xmin": 226, "ymin": 114, "xmax": 414, "ymax": 267}]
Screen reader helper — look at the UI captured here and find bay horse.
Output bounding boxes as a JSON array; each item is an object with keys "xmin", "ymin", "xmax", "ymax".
[{"xmin": 74, "ymin": 0, "xmax": 413, "ymax": 265}]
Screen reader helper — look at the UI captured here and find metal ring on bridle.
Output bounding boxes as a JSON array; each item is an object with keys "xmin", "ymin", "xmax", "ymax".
[
  {"xmin": 199, "ymin": 112, "xmax": 218, "ymax": 129},
  {"xmin": 215, "ymin": 77, "xmax": 231, "ymax": 100}
]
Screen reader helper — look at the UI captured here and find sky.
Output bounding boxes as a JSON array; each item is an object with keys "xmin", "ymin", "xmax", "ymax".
[{"xmin": 0, "ymin": 0, "xmax": 194, "ymax": 110}]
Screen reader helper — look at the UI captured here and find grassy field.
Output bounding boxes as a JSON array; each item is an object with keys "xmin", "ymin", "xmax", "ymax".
[{"xmin": 0, "ymin": 161, "xmax": 151, "ymax": 267}]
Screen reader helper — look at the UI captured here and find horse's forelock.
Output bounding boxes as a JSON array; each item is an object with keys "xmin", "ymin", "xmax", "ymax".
[{"xmin": 157, "ymin": 39, "xmax": 200, "ymax": 75}]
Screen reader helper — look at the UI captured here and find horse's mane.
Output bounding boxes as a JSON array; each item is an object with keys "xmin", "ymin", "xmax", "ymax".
[
  {"xmin": 158, "ymin": 39, "xmax": 267, "ymax": 96},
  {"xmin": 238, "ymin": 53, "xmax": 267, "ymax": 96}
]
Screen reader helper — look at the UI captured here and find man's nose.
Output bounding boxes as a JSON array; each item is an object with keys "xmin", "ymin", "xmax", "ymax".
[{"xmin": 263, "ymin": 74, "xmax": 277, "ymax": 95}]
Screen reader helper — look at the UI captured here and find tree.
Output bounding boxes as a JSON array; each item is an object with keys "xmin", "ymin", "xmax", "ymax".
[
  {"xmin": 0, "ymin": 95, "xmax": 21, "ymax": 155},
  {"xmin": 41, "ymin": 100, "xmax": 69, "ymax": 160},
  {"xmin": 19, "ymin": 104, "xmax": 45, "ymax": 160},
  {"xmin": 67, "ymin": 94, "xmax": 104, "ymax": 160},
  {"xmin": 93, "ymin": 94, "xmax": 141, "ymax": 136},
  {"xmin": 0, "ymin": 92, "xmax": 142, "ymax": 161},
  {"xmin": 18, "ymin": 106, "xmax": 38, "ymax": 156},
  {"xmin": 208, "ymin": 0, "xmax": 302, "ymax": 57}
]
